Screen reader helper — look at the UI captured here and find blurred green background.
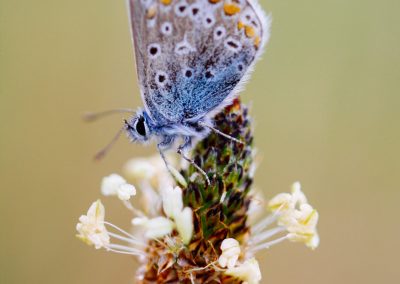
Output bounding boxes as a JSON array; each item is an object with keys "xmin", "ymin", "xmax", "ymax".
[{"xmin": 1, "ymin": 0, "xmax": 399, "ymax": 283}]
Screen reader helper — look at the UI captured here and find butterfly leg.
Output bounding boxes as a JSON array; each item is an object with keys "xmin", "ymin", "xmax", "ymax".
[
  {"xmin": 198, "ymin": 121, "xmax": 244, "ymax": 145},
  {"xmin": 157, "ymin": 136, "xmax": 176, "ymax": 175},
  {"xmin": 177, "ymin": 136, "xmax": 210, "ymax": 186}
]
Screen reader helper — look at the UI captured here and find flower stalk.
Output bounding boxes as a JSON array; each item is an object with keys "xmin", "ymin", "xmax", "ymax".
[{"xmin": 76, "ymin": 99, "xmax": 320, "ymax": 283}]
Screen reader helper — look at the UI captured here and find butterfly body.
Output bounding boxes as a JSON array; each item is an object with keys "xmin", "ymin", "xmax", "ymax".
[
  {"xmin": 124, "ymin": 0, "xmax": 270, "ymax": 178},
  {"xmin": 125, "ymin": 107, "xmax": 211, "ymax": 149}
]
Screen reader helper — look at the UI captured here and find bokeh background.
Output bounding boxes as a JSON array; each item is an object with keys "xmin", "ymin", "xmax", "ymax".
[{"xmin": 1, "ymin": 0, "xmax": 399, "ymax": 283}]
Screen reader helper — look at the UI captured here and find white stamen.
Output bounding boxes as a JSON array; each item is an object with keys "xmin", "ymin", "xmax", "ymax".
[
  {"xmin": 249, "ymin": 235, "xmax": 289, "ymax": 253},
  {"xmin": 106, "ymin": 244, "xmax": 146, "ymax": 256},
  {"xmin": 103, "ymin": 221, "xmax": 139, "ymax": 240},
  {"xmin": 108, "ymin": 232, "xmax": 145, "ymax": 247},
  {"xmin": 107, "ymin": 243, "xmax": 144, "ymax": 254},
  {"xmin": 76, "ymin": 200, "xmax": 110, "ymax": 249},
  {"xmin": 132, "ymin": 216, "xmax": 174, "ymax": 239},
  {"xmin": 161, "ymin": 186, "xmax": 183, "ymax": 219},
  {"xmin": 175, "ymin": 207, "xmax": 194, "ymax": 245},
  {"xmin": 122, "ymin": 200, "xmax": 146, "ymax": 217},
  {"xmin": 249, "ymin": 226, "xmax": 286, "ymax": 245},
  {"xmin": 218, "ymin": 238, "xmax": 241, "ymax": 269},
  {"xmin": 251, "ymin": 213, "xmax": 278, "ymax": 234},
  {"xmin": 225, "ymin": 258, "xmax": 262, "ymax": 284}
]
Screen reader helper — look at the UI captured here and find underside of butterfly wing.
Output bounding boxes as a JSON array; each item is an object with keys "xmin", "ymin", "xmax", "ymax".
[{"xmin": 128, "ymin": 0, "xmax": 269, "ymax": 124}]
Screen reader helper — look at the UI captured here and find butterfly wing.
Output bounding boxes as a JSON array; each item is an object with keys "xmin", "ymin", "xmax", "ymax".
[{"xmin": 128, "ymin": 0, "xmax": 270, "ymax": 123}]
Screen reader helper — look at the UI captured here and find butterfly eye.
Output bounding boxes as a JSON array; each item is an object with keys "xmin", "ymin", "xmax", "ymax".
[{"xmin": 135, "ymin": 116, "xmax": 146, "ymax": 137}]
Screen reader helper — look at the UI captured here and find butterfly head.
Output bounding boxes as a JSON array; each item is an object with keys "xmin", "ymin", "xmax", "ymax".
[{"xmin": 125, "ymin": 109, "xmax": 152, "ymax": 143}]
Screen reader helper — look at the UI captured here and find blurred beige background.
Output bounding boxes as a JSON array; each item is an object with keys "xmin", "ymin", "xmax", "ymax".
[{"xmin": 1, "ymin": 0, "xmax": 399, "ymax": 283}]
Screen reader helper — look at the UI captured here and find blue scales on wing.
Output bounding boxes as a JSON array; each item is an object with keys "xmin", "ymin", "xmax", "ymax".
[{"xmin": 128, "ymin": 0, "xmax": 269, "ymax": 124}]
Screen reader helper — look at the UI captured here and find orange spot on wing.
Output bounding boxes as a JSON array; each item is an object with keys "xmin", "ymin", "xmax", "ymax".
[
  {"xmin": 237, "ymin": 21, "xmax": 244, "ymax": 30},
  {"xmin": 223, "ymin": 3, "xmax": 241, "ymax": 16},
  {"xmin": 209, "ymin": 0, "xmax": 222, "ymax": 3},
  {"xmin": 245, "ymin": 25, "xmax": 256, "ymax": 38},
  {"xmin": 146, "ymin": 5, "xmax": 157, "ymax": 19},
  {"xmin": 254, "ymin": 36, "xmax": 261, "ymax": 48},
  {"xmin": 160, "ymin": 0, "xmax": 172, "ymax": 5}
]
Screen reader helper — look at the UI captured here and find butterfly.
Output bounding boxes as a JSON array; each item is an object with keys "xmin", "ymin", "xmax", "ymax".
[{"xmin": 91, "ymin": 0, "xmax": 270, "ymax": 184}]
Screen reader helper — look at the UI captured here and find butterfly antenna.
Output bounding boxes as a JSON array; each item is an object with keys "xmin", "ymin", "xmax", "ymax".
[
  {"xmin": 94, "ymin": 126, "xmax": 126, "ymax": 161},
  {"xmin": 83, "ymin": 108, "xmax": 135, "ymax": 122},
  {"xmin": 199, "ymin": 122, "xmax": 244, "ymax": 145}
]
